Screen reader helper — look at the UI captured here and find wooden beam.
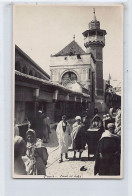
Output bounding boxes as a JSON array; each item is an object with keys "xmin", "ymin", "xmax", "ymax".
[
  {"xmin": 66, "ymin": 94, "xmax": 69, "ymax": 101},
  {"xmin": 53, "ymin": 90, "xmax": 59, "ymax": 100}
]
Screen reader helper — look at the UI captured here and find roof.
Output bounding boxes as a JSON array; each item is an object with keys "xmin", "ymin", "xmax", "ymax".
[
  {"xmin": 53, "ymin": 40, "xmax": 86, "ymax": 57},
  {"xmin": 15, "ymin": 70, "xmax": 90, "ymax": 98},
  {"xmin": 15, "ymin": 45, "xmax": 50, "ymax": 79}
]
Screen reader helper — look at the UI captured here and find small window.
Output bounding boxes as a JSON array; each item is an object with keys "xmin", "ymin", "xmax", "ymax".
[
  {"xmin": 89, "ymin": 69, "xmax": 91, "ymax": 79},
  {"xmin": 35, "ymin": 73, "xmax": 38, "ymax": 77},
  {"xmin": 89, "ymin": 31, "xmax": 96, "ymax": 36},
  {"xmin": 69, "ymin": 52, "xmax": 74, "ymax": 56},
  {"xmin": 29, "ymin": 70, "xmax": 33, "ymax": 76},
  {"xmin": 97, "ymin": 31, "xmax": 103, "ymax": 36},
  {"xmin": 77, "ymin": 54, "xmax": 81, "ymax": 59},
  {"xmin": 22, "ymin": 66, "xmax": 27, "ymax": 74}
]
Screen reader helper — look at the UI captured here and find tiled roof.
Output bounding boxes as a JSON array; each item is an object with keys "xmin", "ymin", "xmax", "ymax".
[
  {"xmin": 15, "ymin": 70, "xmax": 90, "ymax": 98},
  {"xmin": 53, "ymin": 40, "xmax": 86, "ymax": 56}
]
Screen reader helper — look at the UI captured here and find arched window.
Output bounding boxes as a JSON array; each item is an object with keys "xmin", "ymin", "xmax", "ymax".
[
  {"xmin": 29, "ymin": 70, "xmax": 33, "ymax": 76},
  {"xmin": 61, "ymin": 71, "xmax": 77, "ymax": 86},
  {"xmin": 22, "ymin": 66, "xmax": 27, "ymax": 74},
  {"xmin": 37, "ymin": 74, "xmax": 41, "ymax": 78},
  {"xmin": 15, "ymin": 61, "xmax": 21, "ymax": 71},
  {"xmin": 77, "ymin": 54, "xmax": 81, "ymax": 59},
  {"xmin": 35, "ymin": 73, "xmax": 38, "ymax": 77}
]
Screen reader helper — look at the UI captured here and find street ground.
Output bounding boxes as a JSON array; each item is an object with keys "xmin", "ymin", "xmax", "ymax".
[{"xmin": 44, "ymin": 123, "xmax": 95, "ymax": 178}]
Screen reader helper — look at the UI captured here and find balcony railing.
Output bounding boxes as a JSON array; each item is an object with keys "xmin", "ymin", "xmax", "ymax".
[{"xmin": 84, "ymin": 36, "xmax": 105, "ymax": 45}]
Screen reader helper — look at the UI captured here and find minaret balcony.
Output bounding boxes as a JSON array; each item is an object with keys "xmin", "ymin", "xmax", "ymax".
[{"xmin": 84, "ymin": 35, "xmax": 105, "ymax": 47}]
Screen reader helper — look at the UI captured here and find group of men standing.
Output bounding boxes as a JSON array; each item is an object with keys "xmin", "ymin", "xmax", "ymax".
[
  {"xmin": 14, "ymin": 107, "xmax": 121, "ymax": 176},
  {"xmin": 56, "ymin": 112, "xmax": 91, "ymax": 163},
  {"xmin": 56, "ymin": 108, "xmax": 121, "ymax": 176}
]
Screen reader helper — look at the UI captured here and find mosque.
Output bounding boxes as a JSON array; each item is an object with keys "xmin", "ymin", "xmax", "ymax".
[
  {"xmin": 15, "ymin": 9, "xmax": 107, "ymax": 130},
  {"xmin": 50, "ymin": 8, "xmax": 107, "ymax": 112}
]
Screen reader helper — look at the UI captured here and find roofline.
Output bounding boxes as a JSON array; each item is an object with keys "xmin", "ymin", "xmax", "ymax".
[
  {"xmin": 15, "ymin": 45, "xmax": 50, "ymax": 79},
  {"xmin": 51, "ymin": 52, "xmax": 96, "ymax": 64},
  {"xmin": 53, "ymin": 40, "xmax": 86, "ymax": 57}
]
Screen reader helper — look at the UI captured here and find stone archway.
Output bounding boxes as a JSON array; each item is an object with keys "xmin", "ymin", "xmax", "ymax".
[{"xmin": 61, "ymin": 71, "xmax": 78, "ymax": 86}]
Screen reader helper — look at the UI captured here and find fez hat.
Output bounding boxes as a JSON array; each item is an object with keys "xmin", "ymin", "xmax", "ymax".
[{"xmin": 75, "ymin": 116, "xmax": 81, "ymax": 120}]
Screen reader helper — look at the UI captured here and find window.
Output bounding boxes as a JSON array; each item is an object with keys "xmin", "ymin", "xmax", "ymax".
[
  {"xmin": 89, "ymin": 31, "xmax": 96, "ymax": 36},
  {"xmin": 69, "ymin": 52, "xmax": 74, "ymax": 56},
  {"xmin": 35, "ymin": 73, "xmax": 38, "ymax": 77},
  {"xmin": 29, "ymin": 70, "xmax": 33, "ymax": 76},
  {"xmin": 89, "ymin": 69, "xmax": 91, "ymax": 79},
  {"xmin": 97, "ymin": 31, "xmax": 103, "ymax": 36},
  {"xmin": 77, "ymin": 54, "xmax": 81, "ymax": 59},
  {"xmin": 22, "ymin": 66, "xmax": 27, "ymax": 74},
  {"xmin": 61, "ymin": 71, "xmax": 77, "ymax": 85}
]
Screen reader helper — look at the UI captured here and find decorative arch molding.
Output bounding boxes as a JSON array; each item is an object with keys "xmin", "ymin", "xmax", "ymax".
[{"xmin": 60, "ymin": 69, "xmax": 79, "ymax": 83}]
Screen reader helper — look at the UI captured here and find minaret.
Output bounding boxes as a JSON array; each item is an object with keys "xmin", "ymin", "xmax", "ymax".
[{"xmin": 82, "ymin": 9, "xmax": 107, "ymax": 100}]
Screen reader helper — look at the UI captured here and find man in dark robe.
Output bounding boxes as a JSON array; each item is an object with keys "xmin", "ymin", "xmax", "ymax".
[{"xmin": 94, "ymin": 123, "xmax": 120, "ymax": 176}]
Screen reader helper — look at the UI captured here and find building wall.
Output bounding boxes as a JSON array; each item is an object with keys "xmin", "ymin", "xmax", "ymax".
[
  {"xmin": 50, "ymin": 54, "xmax": 95, "ymax": 91},
  {"xmin": 50, "ymin": 54, "xmax": 93, "ymax": 66},
  {"xmin": 87, "ymin": 47, "xmax": 103, "ymax": 98}
]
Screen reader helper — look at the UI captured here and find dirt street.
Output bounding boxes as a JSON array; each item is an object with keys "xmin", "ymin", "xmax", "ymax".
[{"xmin": 44, "ymin": 125, "xmax": 95, "ymax": 178}]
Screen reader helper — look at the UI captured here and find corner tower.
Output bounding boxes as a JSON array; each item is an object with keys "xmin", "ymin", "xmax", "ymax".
[{"xmin": 82, "ymin": 9, "xmax": 107, "ymax": 107}]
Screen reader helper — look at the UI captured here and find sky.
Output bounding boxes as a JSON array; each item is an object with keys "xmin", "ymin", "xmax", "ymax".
[{"xmin": 14, "ymin": 4, "xmax": 123, "ymax": 84}]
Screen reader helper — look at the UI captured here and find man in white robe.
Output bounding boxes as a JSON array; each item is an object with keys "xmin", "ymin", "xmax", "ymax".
[{"xmin": 56, "ymin": 115, "xmax": 71, "ymax": 163}]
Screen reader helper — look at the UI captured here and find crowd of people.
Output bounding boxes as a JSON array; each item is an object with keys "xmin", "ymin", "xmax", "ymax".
[{"xmin": 14, "ymin": 107, "xmax": 121, "ymax": 176}]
